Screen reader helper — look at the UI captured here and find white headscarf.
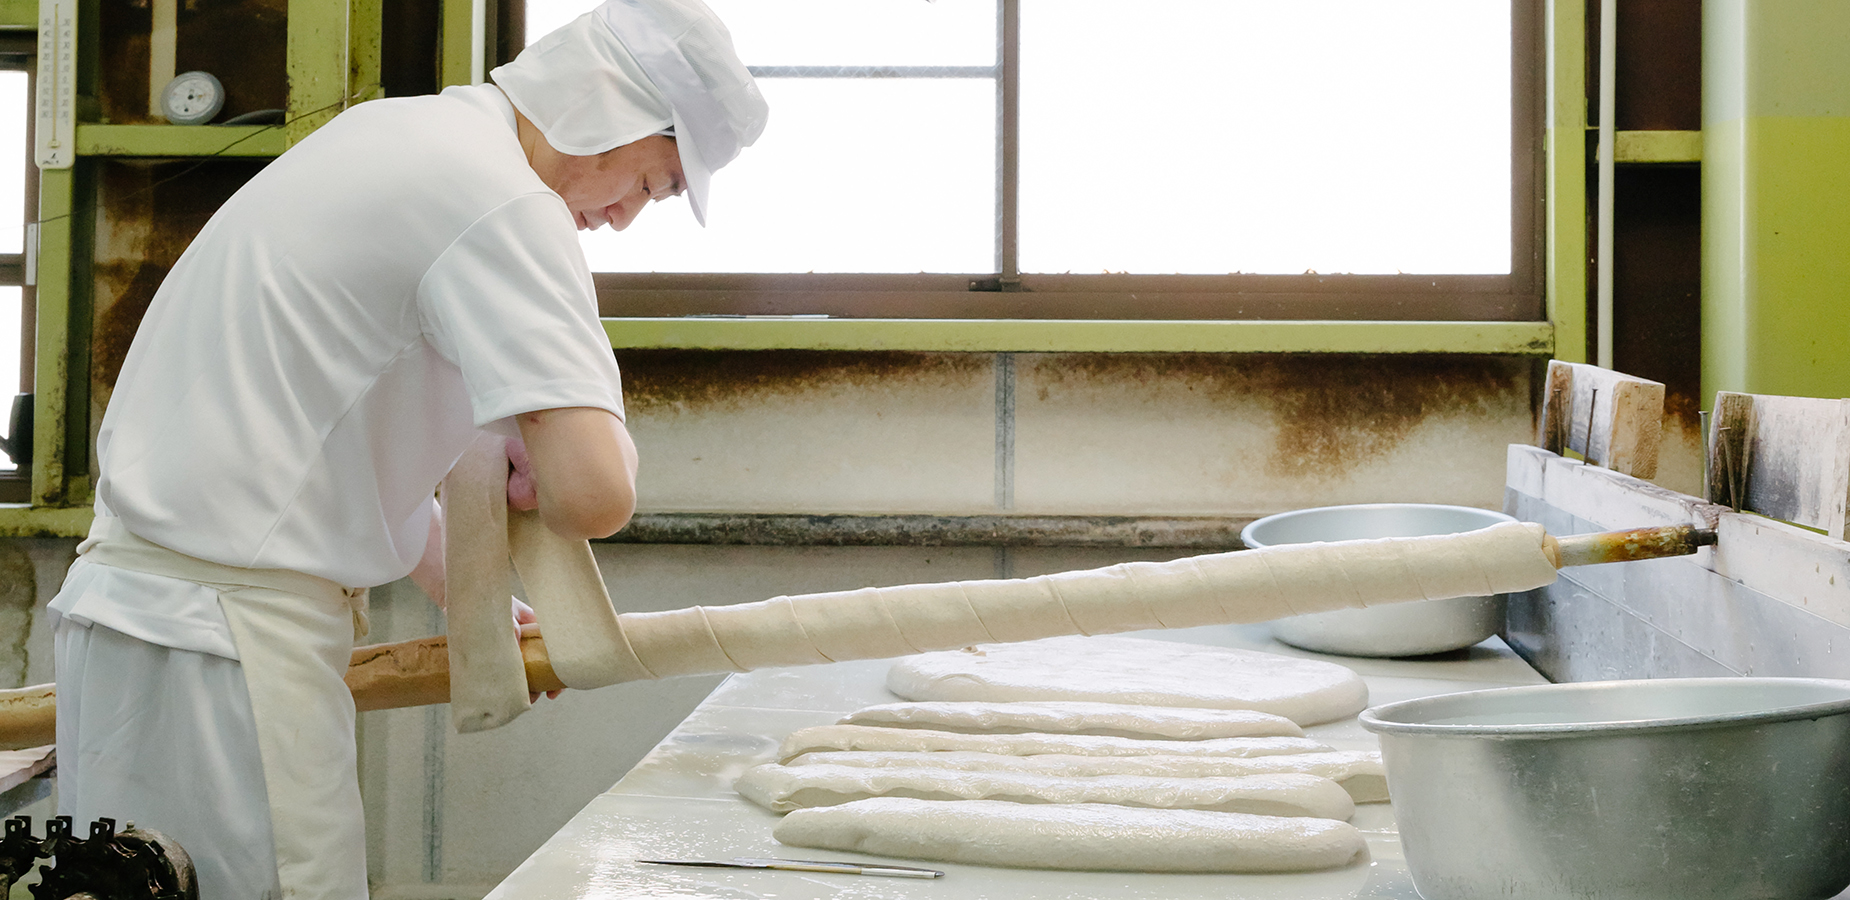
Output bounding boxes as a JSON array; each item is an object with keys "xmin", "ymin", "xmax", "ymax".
[{"xmin": 491, "ymin": 0, "xmax": 769, "ymax": 225}]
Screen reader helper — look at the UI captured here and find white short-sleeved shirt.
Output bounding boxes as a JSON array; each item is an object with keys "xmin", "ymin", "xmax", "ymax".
[{"xmin": 54, "ymin": 84, "xmax": 624, "ymax": 654}]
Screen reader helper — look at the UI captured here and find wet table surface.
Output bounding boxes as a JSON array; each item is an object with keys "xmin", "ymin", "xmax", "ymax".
[{"xmin": 485, "ymin": 624, "xmax": 1550, "ymax": 900}]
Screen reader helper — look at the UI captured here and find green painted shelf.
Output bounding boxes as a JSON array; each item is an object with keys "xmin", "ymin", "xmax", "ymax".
[{"xmin": 76, "ymin": 123, "xmax": 288, "ymax": 158}]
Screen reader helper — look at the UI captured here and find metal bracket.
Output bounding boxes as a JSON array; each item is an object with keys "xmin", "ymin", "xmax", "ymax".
[{"xmin": 1714, "ymin": 424, "xmax": 1745, "ymax": 512}]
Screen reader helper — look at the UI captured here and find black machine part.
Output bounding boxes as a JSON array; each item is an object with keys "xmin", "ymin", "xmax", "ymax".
[
  {"xmin": 2, "ymin": 816, "xmax": 197, "ymax": 900},
  {"xmin": 1, "ymin": 816, "xmax": 40, "ymax": 896},
  {"xmin": 0, "ymin": 393, "xmax": 30, "ymax": 468}
]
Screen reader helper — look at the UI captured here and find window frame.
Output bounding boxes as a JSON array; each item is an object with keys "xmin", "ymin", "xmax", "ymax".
[{"xmin": 593, "ymin": 0, "xmax": 1544, "ymax": 323}]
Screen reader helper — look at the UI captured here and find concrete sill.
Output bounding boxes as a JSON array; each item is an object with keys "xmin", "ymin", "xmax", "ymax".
[
  {"xmin": 603, "ymin": 318, "xmax": 1556, "ymax": 355},
  {"xmin": 0, "ymin": 505, "xmax": 91, "ymax": 538}
]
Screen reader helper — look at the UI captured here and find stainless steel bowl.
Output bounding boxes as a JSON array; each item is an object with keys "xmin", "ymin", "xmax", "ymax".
[
  {"xmin": 1361, "ymin": 678, "xmax": 1850, "ymax": 900},
  {"xmin": 1241, "ymin": 504, "xmax": 1512, "ymax": 657}
]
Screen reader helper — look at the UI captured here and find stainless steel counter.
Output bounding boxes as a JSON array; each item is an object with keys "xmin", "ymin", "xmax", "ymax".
[{"xmin": 485, "ymin": 624, "xmax": 1548, "ymax": 900}]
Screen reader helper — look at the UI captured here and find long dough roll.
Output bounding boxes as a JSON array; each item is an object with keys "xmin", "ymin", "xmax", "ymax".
[
  {"xmin": 785, "ymin": 749, "xmax": 1390, "ymax": 803},
  {"xmin": 609, "ymin": 521, "xmax": 1557, "ymax": 679},
  {"xmin": 838, "ymin": 701, "xmax": 1305, "ymax": 739},
  {"xmin": 736, "ymin": 763, "xmax": 1356, "ymax": 820},
  {"xmin": 773, "ymin": 797, "xmax": 1368, "ymax": 873},
  {"xmin": 777, "ymin": 725, "xmax": 1329, "ymax": 764}
]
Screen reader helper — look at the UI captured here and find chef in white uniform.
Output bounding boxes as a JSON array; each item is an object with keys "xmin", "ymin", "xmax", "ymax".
[{"xmin": 47, "ymin": 1, "xmax": 768, "ymax": 897}]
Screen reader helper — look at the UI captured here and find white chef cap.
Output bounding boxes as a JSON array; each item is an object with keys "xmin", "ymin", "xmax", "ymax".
[{"xmin": 491, "ymin": 0, "xmax": 769, "ymax": 225}]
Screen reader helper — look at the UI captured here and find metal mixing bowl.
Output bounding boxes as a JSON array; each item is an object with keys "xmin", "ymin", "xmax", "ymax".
[
  {"xmin": 1361, "ymin": 678, "xmax": 1850, "ymax": 900},
  {"xmin": 1241, "ymin": 504, "xmax": 1512, "ymax": 657}
]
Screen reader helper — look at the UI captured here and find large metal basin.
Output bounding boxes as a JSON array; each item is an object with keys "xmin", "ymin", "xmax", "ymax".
[
  {"xmin": 1241, "ymin": 504, "xmax": 1511, "ymax": 657},
  {"xmin": 1361, "ymin": 678, "xmax": 1850, "ymax": 900}
]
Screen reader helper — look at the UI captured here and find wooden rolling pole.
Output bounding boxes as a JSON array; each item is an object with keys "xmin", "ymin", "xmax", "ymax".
[
  {"xmin": 0, "ymin": 524, "xmax": 1717, "ymax": 752},
  {"xmin": 1543, "ymin": 523, "xmax": 1716, "ymax": 568}
]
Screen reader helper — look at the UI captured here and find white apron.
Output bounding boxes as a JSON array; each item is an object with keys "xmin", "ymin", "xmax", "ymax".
[{"xmin": 57, "ymin": 518, "xmax": 370, "ymax": 900}]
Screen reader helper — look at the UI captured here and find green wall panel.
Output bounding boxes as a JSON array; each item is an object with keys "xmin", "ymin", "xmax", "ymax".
[{"xmin": 1703, "ymin": 0, "xmax": 1850, "ymax": 400}]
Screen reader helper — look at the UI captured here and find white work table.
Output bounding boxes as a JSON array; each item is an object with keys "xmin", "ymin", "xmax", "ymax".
[{"xmin": 485, "ymin": 625, "xmax": 1547, "ymax": 900}]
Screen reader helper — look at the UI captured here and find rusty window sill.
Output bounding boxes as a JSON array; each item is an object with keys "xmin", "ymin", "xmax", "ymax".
[{"xmin": 602, "ymin": 318, "xmax": 1556, "ymax": 355}]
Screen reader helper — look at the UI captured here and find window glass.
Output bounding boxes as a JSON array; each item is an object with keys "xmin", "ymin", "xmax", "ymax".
[
  {"xmin": 0, "ymin": 67, "xmax": 25, "ymax": 473},
  {"xmin": 527, "ymin": 0, "xmax": 998, "ymax": 274},
  {"xmin": 527, "ymin": 0, "xmax": 1512, "ymax": 279},
  {"xmin": 0, "ymin": 70, "xmax": 24, "ymax": 255},
  {"xmin": 524, "ymin": 0, "xmax": 586, "ymax": 50},
  {"xmin": 583, "ymin": 78, "xmax": 995, "ymax": 274},
  {"xmin": 0, "ymin": 287, "xmax": 18, "ymax": 472},
  {"xmin": 694, "ymin": 0, "xmax": 994, "ymax": 67},
  {"xmin": 526, "ymin": 0, "xmax": 994, "ymax": 67},
  {"xmin": 1020, "ymin": 0, "xmax": 1510, "ymax": 275}
]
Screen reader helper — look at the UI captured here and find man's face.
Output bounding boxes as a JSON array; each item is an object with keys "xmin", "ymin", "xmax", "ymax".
[{"xmin": 530, "ymin": 134, "xmax": 687, "ymax": 231}]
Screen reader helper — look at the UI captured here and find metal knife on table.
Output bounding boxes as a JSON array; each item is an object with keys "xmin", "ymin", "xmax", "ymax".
[{"xmin": 639, "ymin": 856, "xmax": 944, "ymax": 879}]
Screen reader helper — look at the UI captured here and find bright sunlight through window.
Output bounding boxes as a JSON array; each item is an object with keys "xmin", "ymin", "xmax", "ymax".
[
  {"xmin": 0, "ymin": 69, "xmax": 27, "ymax": 473},
  {"xmin": 525, "ymin": 0, "xmax": 1510, "ymax": 276}
]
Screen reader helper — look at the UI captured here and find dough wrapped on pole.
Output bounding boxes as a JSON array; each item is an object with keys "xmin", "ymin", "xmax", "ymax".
[
  {"xmin": 5, "ymin": 520, "xmax": 1693, "ymax": 747},
  {"xmin": 611, "ymin": 520, "xmax": 1559, "ymax": 678},
  {"xmin": 442, "ymin": 434, "xmax": 531, "ymax": 733},
  {"xmin": 346, "ymin": 520, "xmax": 1558, "ymax": 717}
]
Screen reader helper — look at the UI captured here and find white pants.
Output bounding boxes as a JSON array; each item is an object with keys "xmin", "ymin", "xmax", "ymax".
[{"xmin": 54, "ymin": 528, "xmax": 368, "ymax": 900}]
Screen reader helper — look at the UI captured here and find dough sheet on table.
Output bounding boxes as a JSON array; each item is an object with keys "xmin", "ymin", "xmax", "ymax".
[
  {"xmin": 887, "ymin": 636, "xmax": 1370, "ymax": 726},
  {"xmin": 838, "ymin": 700, "xmax": 1305, "ymax": 739},
  {"xmin": 736, "ymin": 763, "xmax": 1356, "ymax": 820},
  {"xmin": 777, "ymin": 724, "xmax": 1330, "ymax": 763},
  {"xmin": 785, "ymin": 749, "xmax": 1390, "ymax": 803},
  {"xmin": 773, "ymin": 797, "xmax": 1368, "ymax": 873}
]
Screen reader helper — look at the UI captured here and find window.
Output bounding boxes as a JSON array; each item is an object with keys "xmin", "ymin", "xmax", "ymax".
[
  {"xmin": 526, "ymin": 0, "xmax": 1540, "ymax": 321},
  {"xmin": 0, "ymin": 42, "xmax": 30, "ymax": 495}
]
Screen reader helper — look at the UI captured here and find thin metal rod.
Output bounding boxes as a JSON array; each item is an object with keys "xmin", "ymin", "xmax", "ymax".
[
  {"xmin": 1594, "ymin": 0, "xmax": 1617, "ymax": 368},
  {"xmin": 745, "ymin": 65, "xmax": 995, "ymax": 79},
  {"xmin": 997, "ymin": 0, "xmax": 1019, "ymax": 282},
  {"xmin": 1584, "ymin": 387, "xmax": 1599, "ymax": 465}
]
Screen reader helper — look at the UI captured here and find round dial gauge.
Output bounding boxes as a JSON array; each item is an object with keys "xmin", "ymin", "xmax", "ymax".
[{"xmin": 161, "ymin": 71, "xmax": 225, "ymax": 126}]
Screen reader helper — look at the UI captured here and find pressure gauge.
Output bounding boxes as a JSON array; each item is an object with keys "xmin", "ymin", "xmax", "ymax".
[{"xmin": 161, "ymin": 71, "xmax": 224, "ymax": 125}]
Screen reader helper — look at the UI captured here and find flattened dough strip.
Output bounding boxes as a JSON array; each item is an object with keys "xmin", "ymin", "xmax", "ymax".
[
  {"xmin": 784, "ymin": 749, "xmax": 1392, "ymax": 803},
  {"xmin": 777, "ymin": 724, "xmax": 1331, "ymax": 764},
  {"xmin": 736, "ymin": 763, "xmax": 1356, "ymax": 820},
  {"xmin": 838, "ymin": 700, "xmax": 1306, "ymax": 739},
  {"xmin": 773, "ymin": 797, "xmax": 1368, "ymax": 873}
]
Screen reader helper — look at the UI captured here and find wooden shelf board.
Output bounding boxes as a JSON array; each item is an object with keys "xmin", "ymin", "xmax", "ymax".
[
  {"xmin": 1614, "ymin": 130, "xmax": 1702, "ymax": 163},
  {"xmin": 75, "ymin": 124, "xmax": 287, "ymax": 158}
]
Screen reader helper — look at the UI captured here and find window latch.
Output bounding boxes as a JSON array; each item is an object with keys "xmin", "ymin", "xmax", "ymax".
[{"xmin": 968, "ymin": 276, "xmax": 1025, "ymax": 293}]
